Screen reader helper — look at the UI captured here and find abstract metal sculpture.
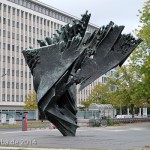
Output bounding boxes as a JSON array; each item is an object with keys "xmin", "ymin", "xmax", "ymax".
[{"xmin": 22, "ymin": 11, "xmax": 142, "ymax": 136}]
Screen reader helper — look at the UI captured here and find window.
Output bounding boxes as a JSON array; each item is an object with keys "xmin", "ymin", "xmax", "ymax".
[
  {"xmin": 12, "ymin": 82, "xmax": 14, "ymax": 89},
  {"xmin": 8, "ymin": 44, "xmax": 10, "ymax": 50},
  {"xmin": 29, "ymin": 72, "xmax": 31, "ymax": 78},
  {"xmin": 3, "ymin": 5, "xmax": 6, "ymax": 12},
  {"xmin": 3, "ymin": 18, "xmax": 6, "ymax": 24},
  {"xmin": 40, "ymin": 18, "xmax": 43, "ymax": 24},
  {"xmin": 16, "ymin": 58, "xmax": 19, "ymax": 64},
  {"xmin": 21, "ymin": 83, "xmax": 23, "ymax": 89},
  {"xmin": 17, "ymin": 34, "xmax": 19, "ymax": 40},
  {"xmin": 2, "ymin": 81, "xmax": 5, "ymax": 88},
  {"xmin": 25, "ymin": 72, "xmax": 27, "ymax": 78},
  {"xmin": 29, "ymin": 84, "xmax": 31, "ymax": 90},
  {"xmin": 16, "ymin": 46, "xmax": 19, "ymax": 52},
  {"xmin": 31, "ymin": 4, "xmax": 34, "ymax": 10},
  {"xmin": 40, "ymin": 29, "xmax": 42, "ymax": 35},
  {"xmin": 44, "ymin": 19, "xmax": 46, "ymax": 25},
  {"xmin": 29, "ymin": 14, "xmax": 32, "ymax": 20},
  {"xmin": 21, "ymin": 95, "xmax": 23, "ymax": 102},
  {"xmin": 19, "ymin": 0, "xmax": 23, "ymax": 5},
  {"xmin": 33, "ymin": 38, "xmax": 35, "ymax": 44},
  {"xmin": 3, "ymin": 30, "xmax": 6, "ymax": 37},
  {"xmin": 12, "ymin": 33, "xmax": 15, "ymax": 39},
  {"xmin": 7, "ymin": 82, "xmax": 10, "ymax": 88},
  {"xmin": 12, "ymin": 95, "xmax": 14, "ymax": 102},
  {"xmin": 8, "ymin": 19, "xmax": 10, "ymax": 26},
  {"xmin": 3, "ymin": 68, "xmax": 5, "ymax": 74},
  {"xmin": 21, "ymin": 23, "xmax": 23, "ymax": 29},
  {"xmin": 33, "ymin": 27, "xmax": 35, "ymax": 33},
  {"xmin": 23, "ymin": 0, "xmax": 26, "ymax": 7},
  {"xmin": 2, "ymin": 94, "xmax": 5, "ymax": 101},
  {"xmin": 21, "ymin": 71, "xmax": 23, "ymax": 77},
  {"xmin": 16, "ymin": 70, "xmax": 19, "ymax": 77},
  {"xmin": 12, "ymin": 21, "xmax": 15, "ymax": 27},
  {"xmin": 12, "ymin": 45, "xmax": 15, "ymax": 51},
  {"xmin": 37, "ymin": 17, "xmax": 39, "ymax": 23},
  {"xmin": 25, "ymin": 25, "xmax": 27, "ymax": 31},
  {"xmin": 7, "ymin": 69, "xmax": 10, "ymax": 75},
  {"xmin": 16, "ymin": 95, "xmax": 19, "ymax": 102},
  {"xmin": 25, "ymin": 12, "xmax": 28, "ymax": 19},
  {"xmin": 8, "ymin": 6, "xmax": 11, "ymax": 13},
  {"xmin": 13, "ymin": 8, "xmax": 15, "ymax": 15},
  {"xmin": 25, "ymin": 36, "xmax": 27, "ymax": 42},
  {"xmin": 17, "ymin": 9, "xmax": 19, "ymax": 16},
  {"xmin": 21, "ymin": 59, "xmax": 23, "ymax": 65},
  {"xmin": 8, "ymin": 31, "xmax": 10, "ymax": 38},
  {"xmin": 27, "ymin": 2, "xmax": 31, "ymax": 9},
  {"xmin": 7, "ymin": 94, "xmax": 10, "ymax": 101},
  {"xmin": 33, "ymin": 15, "xmax": 35, "ymax": 22},
  {"xmin": 25, "ymin": 83, "xmax": 27, "ymax": 90},
  {"xmin": 3, "ymin": 56, "xmax": 5, "ymax": 62},
  {"xmin": 16, "ymin": 83, "xmax": 19, "ymax": 89},
  {"xmin": 37, "ymin": 28, "xmax": 39, "ymax": 34},
  {"xmin": 29, "ymin": 26, "xmax": 31, "ymax": 32},
  {"xmin": 3, "ymin": 43, "xmax": 5, "ymax": 49},
  {"xmin": 21, "ymin": 11, "xmax": 24, "ymax": 18},
  {"xmin": 7, "ymin": 56, "xmax": 10, "ymax": 63},
  {"xmin": 17, "ymin": 22, "xmax": 19, "ymax": 28},
  {"xmin": 21, "ymin": 35, "xmax": 23, "ymax": 41},
  {"xmin": 102, "ymin": 77, "xmax": 107, "ymax": 83},
  {"xmin": 12, "ymin": 57, "xmax": 14, "ymax": 64},
  {"xmin": 29, "ymin": 37, "xmax": 31, "ymax": 43}
]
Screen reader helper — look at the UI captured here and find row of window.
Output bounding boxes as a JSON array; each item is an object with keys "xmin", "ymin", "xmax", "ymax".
[
  {"xmin": 1, "ymin": 2, "xmax": 96, "ymax": 33},
  {"xmin": 1, "ymin": 17, "xmax": 61, "ymax": 31},
  {"xmin": 1, "ymin": 29, "xmax": 50, "ymax": 40},
  {"xmin": 0, "ymin": 68, "xmax": 31, "ymax": 78},
  {"xmin": 0, "ymin": 42, "xmax": 36, "ymax": 52},
  {"xmin": 6, "ymin": 0, "xmax": 72, "ymax": 24},
  {"xmin": 2, "ymin": 81, "xmax": 31, "ymax": 90},
  {"xmin": 2, "ymin": 94, "xmax": 27, "ymax": 102},
  {"xmin": 0, "ymin": 55, "xmax": 24, "ymax": 65}
]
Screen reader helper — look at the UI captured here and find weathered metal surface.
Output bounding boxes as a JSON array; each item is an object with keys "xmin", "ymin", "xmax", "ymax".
[{"xmin": 22, "ymin": 11, "xmax": 142, "ymax": 136}]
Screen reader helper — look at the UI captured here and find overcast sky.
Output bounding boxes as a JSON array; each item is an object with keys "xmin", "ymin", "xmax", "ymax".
[{"xmin": 39, "ymin": 0, "xmax": 146, "ymax": 34}]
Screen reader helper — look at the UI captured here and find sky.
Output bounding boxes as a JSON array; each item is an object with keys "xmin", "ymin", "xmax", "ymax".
[{"xmin": 39, "ymin": 0, "xmax": 146, "ymax": 34}]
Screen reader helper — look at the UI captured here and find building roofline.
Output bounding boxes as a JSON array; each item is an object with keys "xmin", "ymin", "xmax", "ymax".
[{"xmin": 30, "ymin": 0, "xmax": 99, "ymax": 28}]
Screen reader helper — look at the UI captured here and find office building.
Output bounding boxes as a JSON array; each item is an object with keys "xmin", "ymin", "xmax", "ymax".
[{"xmin": 0, "ymin": 0, "xmax": 98, "ymax": 114}]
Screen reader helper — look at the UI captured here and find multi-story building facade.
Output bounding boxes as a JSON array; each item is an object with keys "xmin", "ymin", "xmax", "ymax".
[
  {"xmin": 0, "ymin": 0, "xmax": 98, "ymax": 114},
  {"xmin": 77, "ymin": 68, "xmax": 117, "ymax": 106}
]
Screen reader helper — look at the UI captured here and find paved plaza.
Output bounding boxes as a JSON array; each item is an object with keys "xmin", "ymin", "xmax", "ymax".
[{"xmin": 0, "ymin": 123, "xmax": 150, "ymax": 150}]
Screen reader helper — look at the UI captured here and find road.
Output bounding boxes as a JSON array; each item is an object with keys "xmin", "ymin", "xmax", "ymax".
[{"xmin": 0, "ymin": 122, "xmax": 150, "ymax": 150}]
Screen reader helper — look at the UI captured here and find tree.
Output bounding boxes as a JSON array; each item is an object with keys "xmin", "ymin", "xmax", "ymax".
[
  {"xmin": 130, "ymin": 0, "xmax": 150, "ymax": 105},
  {"xmin": 82, "ymin": 0, "xmax": 150, "ymax": 110},
  {"xmin": 107, "ymin": 66, "xmax": 142, "ymax": 108},
  {"xmin": 24, "ymin": 91, "xmax": 37, "ymax": 110},
  {"xmin": 84, "ymin": 83, "xmax": 110, "ymax": 105},
  {"xmin": 81, "ymin": 100, "xmax": 91, "ymax": 109}
]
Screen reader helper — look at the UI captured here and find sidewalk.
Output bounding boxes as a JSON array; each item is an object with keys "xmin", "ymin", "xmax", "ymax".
[{"xmin": 0, "ymin": 147, "xmax": 76, "ymax": 150}]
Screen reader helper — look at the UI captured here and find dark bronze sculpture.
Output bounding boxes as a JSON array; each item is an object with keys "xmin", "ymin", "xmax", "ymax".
[{"xmin": 22, "ymin": 11, "xmax": 142, "ymax": 136}]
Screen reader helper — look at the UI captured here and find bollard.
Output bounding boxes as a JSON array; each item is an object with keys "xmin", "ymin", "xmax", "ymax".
[{"xmin": 22, "ymin": 114, "xmax": 28, "ymax": 131}]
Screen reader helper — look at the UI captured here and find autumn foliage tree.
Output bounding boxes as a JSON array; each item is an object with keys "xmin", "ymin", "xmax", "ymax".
[{"xmin": 24, "ymin": 91, "xmax": 37, "ymax": 110}]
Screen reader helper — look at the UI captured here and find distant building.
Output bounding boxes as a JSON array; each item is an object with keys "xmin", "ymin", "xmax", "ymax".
[
  {"xmin": 77, "ymin": 68, "xmax": 117, "ymax": 106},
  {"xmin": 0, "ymin": 0, "xmax": 98, "ymax": 114}
]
